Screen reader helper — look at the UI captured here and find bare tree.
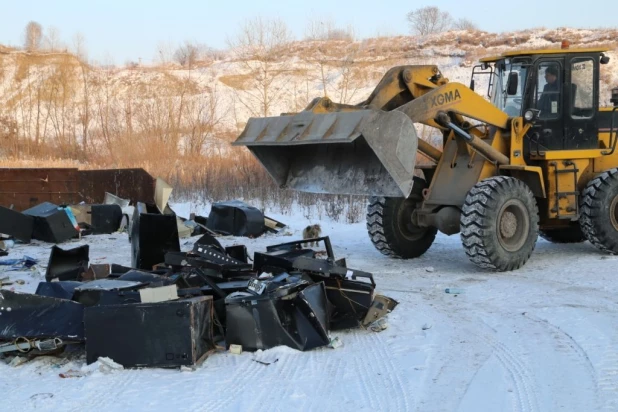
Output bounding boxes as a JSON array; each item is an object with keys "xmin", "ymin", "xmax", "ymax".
[
  {"xmin": 43, "ymin": 26, "xmax": 62, "ymax": 51},
  {"xmin": 305, "ymin": 17, "xmax": 335, "ymax": 40},
  {"xmin": 453, "ymin": 18, "xmax": 478, "ymax": 31},
  {"xmin": 227, "ymin": 17, "xmax": 293, "ymax": 117},
  {"xmin": 304, "ymin": 17, "xmax": 354, "ymax": 41},
  {"xmin": 337, "ymin": 44, "xmax": 363, "ymax": 104},
  {"xmin": 406, "ymin": 6, "xmax": 452, "ymax": 36},
  {"xmin": 23, "ymin": 21, "xmax": 43, "ymax": 51},
  {"xmin": 73, "ymin": 32, "xmax": 91, "ymax": 153},
  {"xmin": 174, "ymin": 41, "xmax": 199, "ymax": 68}
]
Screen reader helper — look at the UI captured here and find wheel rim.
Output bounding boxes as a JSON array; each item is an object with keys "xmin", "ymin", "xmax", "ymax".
[
  {"xmin": 610, "ymin": 195, "xmax": 618, "ymax": 231},
  {"xmin": 497, "ymin": 199, "xmax": 530, "ymax": 252},
  {"xmin": 397, "ymin": 198, "xmax": 427, "ymax": 241}
]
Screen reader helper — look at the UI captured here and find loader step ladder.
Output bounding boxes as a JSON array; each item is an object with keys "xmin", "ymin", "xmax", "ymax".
[{"xmin": 550, "ymin": 161, "xmax": 579, "ymax": 219}]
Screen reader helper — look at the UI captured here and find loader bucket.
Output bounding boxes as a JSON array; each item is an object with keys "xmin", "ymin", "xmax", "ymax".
[{"xmin": 232, "ymin": 110, "xmax": 419, "ymax": 198}]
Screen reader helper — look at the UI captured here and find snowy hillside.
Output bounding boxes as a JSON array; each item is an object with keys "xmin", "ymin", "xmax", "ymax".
[{"xmin": 0, "ymin": 27, "xmax": 617, "ymax": 150}]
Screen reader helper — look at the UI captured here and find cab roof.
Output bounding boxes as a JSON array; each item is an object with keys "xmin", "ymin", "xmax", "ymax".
[{"xmin": 479, "ymin": 47, "xmax": 609, "ymax": 63}]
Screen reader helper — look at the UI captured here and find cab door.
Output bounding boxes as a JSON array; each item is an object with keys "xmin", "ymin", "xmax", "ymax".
[{"xmin": 528, "ymin": 59, "xmax": 565, "ymax": 151}]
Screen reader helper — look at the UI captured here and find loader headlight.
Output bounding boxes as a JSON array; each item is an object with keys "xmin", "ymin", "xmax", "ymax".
[{"xmin": 524, "ymin": 110, "xmax": 535, "ymax": 122}]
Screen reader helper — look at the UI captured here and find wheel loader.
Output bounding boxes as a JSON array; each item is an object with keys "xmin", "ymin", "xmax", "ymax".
[{"xmin": 233, "ymin": 43, "xmax": 618, "ymax": 271}]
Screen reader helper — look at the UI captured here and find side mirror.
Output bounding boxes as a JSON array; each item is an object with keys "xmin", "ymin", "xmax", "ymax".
[
  {"xmin": 507, "ymin": 72, "xmax": 519, "ymax": 95},
  {"xmin": 469, "ymin": 78, "xmax": 475, "ymax": 91},
  {"xmin": 601, "ymin": 54, "xmax": 610, "ymax": 64}
]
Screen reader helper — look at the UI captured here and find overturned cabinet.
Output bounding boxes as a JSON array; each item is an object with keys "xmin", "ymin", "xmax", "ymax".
[
  {"xmin": 84, "ymin": 296, "xmax": 215, "ymax": 368},
  {"xmin": 225, "ymin": 281, "xmax": 330, "ymax": 352},
  {"xmin": 23, "ymin": 202, "xmax": 79, "ymax": 243},
  {"xmin": 0, "ymin": 290, "xmax": 84, "ymax": 341},
  {"xmin": 206, "ymin": 200, "xmax": 264, "ymax": 237}
]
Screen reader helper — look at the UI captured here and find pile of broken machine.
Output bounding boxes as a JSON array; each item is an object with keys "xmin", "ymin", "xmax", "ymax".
[{"xmin": 0, "ymin": 203, "xmax": 397, "ymax": 370}]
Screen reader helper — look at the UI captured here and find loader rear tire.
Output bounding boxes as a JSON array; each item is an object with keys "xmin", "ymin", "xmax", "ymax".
[
  {"xmin": 460, "ymin": 176, "xmax": 539, "ymax": 271},
  {"xmin": 366, "ymin": 178, "xmax": 437, "ymax": 259},
  {"xmin": 539, "ymin": 224, "xmax": 585, "ymax": 243},
  {"xmin": 580, "ymin": 168, "xmax": 618, "ymax": 254}
]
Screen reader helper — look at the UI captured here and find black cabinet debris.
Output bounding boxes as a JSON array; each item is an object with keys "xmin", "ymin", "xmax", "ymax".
[
  {"xmin": 84, "ymin": 296, "xmax": 214, "ymax": 368},
  {"xmin": 35, "ymin": 281, "xmax": 83, "ymax": 300},
  {"xmin": 131, "ymin": 202, "xmax": 180, "ymax": 270},
  {"xmin": 23, "ymin": 202, "xmax": 79, "ymax": 243},
  {"xmin": 225, "ymin": 281, "xmax": 329, "ymax": 351},
  {"xmin": 0, "ymin": 224, "xmax": 398, "ymax": 364},
  {"xmin": 293, "ymin": 256, "xmax": 376, "ymax": 330},
  {"xmin": 206, "ymin": 200, "xmax": 264, "ymax": 237},
  {"xmin": 0, "ymin": 205, "xmax": 34, "ymax": 243},
  {"xmin": 45, "ymin": 245, "xmax": 90, "ymax": 282},
  {"xmin": 0, "ymin": 290, "xmax": 84, "ymax": 341}
]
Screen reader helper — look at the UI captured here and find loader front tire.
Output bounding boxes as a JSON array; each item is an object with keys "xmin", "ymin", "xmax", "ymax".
[
  {"xmin": 580, "ymin": 168, "xmax": 618, "ymax": 254},
  {"xmin": 366, "ymin": 178, "xmax": 437, "ymax": 259},
  {"xmin": 460, "ymin": 176, "xmax": 539, "ymax": 271}
]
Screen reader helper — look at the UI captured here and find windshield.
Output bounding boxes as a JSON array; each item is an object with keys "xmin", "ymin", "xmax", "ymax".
[{"xmin": 491, "ymin": 62, "xmax": 527, "ymax": 117}]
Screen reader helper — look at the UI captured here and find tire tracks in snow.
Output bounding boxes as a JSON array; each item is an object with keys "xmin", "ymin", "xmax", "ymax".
[
  {"xmin": 476, "ymin": 318, "xmax": 541, "ymax": 412},
  {"xmin": 344, "ymin": 328, "xmax": 412, "ymax": 411},
  {"xmin": 192, "ymin": 354, "xmax": 268, "ymax": 412},
  {"xmin": 598, "ymin": 338, "xmax": 618, "ymax": 411},
  {"xmin": 68, "ymin": 369, "xmax": 138, "ymax": 412}
]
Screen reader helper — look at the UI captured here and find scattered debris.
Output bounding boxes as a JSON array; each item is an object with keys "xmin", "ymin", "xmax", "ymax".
[
  {"xmin": 84, "ymin": 296, "xmax": 214, "ymax": 368},
  {"xmin": 0, "ymin": 239, "xmax": 15, "ymax": 252},
  {"xmin": 368, "ymin": 318, "xmax": 389, "ymax": 332},
  {"xmin": 207, "ymin": 200, "xmax": 265, "ymax": 237},
  {"xmin": 425, "ymin": 266, "xmax": 435, "ymax": 273},
  {"xmin": 130, "ymin": 202, "xmax": 180, "ymax": 270},
  {"xmin": 23, "ymin": 202, "xmax": 79, "ymax": 244},
  {"xmin": 362, "ymin": 295, "xmax": 399, "ymax": 327},
  {"xmin": 0, "ymin": 337, "xmax": 66, "ymax": 354},
  {"xmin": 229, "ymin": 344, "xmax": 243, "ymax": 355},
  {"xmin": 0, "ymin": 255, "xmax": 38, "ymax": 271},
  {"xmin": 59, "ymin": 369, "xmax": 87, "ymax": 378},
  {"xmin": 0, "ymin": 290, "xmax": 84, "ymax": 341},
  {"xmin": 0, "ymin": 205, "xmax": 34, "ymax": 243},
  {"xmin": 8, "ymin": 355, "xmax": 28, "ymax": 367},
  {"xmin": 138, "ymin": 285, "xmax": 178, "ymax": 303},
  {"xmin": 96, "ymin": 356, "xmax": 125, "ymax": 374},
  {"xmin": 445, "ymin": 288, "xmax": 464, "ymax": 294},
  {"xmin": 253, "ymin": 358, "xmax": 279, "ymax": 366},
  {"xmin": 0, "ymin": 189, "xmax": 395, "ymax": 371},
  {"xmin": 328, "ymin": 336, "xmax": 343, "ymax": 349},
  {"xmin": 45, "ymin": 245, "xmax": 90, "ymax": 282}
]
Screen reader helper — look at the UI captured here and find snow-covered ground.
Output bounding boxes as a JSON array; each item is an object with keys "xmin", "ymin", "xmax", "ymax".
[{"xmin": 1, "ymin": 202, "xmax": 617, "ymax": 412}]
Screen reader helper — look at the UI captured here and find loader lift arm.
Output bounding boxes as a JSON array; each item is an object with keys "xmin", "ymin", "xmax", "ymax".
[{"xmin": 233, "ymin": 66, "xmax": 515, "ymax": 198}]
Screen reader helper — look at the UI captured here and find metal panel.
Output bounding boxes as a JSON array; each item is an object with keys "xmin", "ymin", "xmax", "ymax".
[
  {"xmin": 78, "ymin": 168, "xmax": 155, "ymax": 205},
  {"xmin": 0, "ymin": 168, "xmax": 155, "ymax": 211},
  {"xmin": 0, "ymin": 168, "xmax": 78, "ymax": 211}
]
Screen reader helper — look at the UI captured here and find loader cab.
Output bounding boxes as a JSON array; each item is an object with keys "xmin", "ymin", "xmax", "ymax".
[{"xmin": 486, "ymin": 47, "xmax": 608, "ymax": 151}]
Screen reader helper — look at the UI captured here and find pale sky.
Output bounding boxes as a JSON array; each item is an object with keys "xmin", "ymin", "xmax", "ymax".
[{"xmin": 1, "ymin": 0, "xmax": 616, "ymax": 64}]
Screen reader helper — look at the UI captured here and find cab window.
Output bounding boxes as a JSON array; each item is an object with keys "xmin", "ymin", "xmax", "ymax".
[
  {"xmin": 535, "ymin": 62, "xmax": 561, "ymax": 118},
  {"xmin": 570, "ymin": 58, "xmax": 594, "ymax": 119}
]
